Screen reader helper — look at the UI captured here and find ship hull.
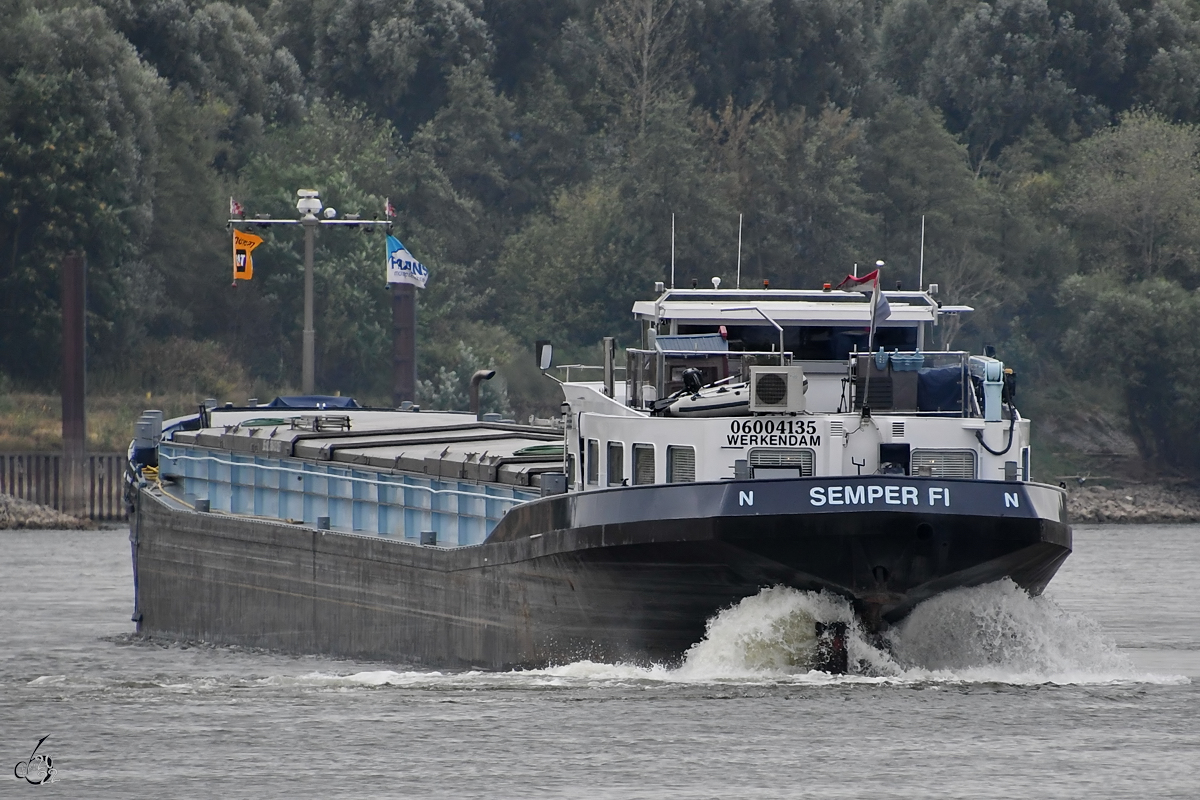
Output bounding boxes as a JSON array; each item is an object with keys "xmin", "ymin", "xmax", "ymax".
[{"xmin": 131, "ymin": 476, "xmax": 1070, "ymax": 669}]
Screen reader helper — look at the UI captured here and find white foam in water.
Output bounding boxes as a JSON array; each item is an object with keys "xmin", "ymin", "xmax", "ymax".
[
  {"xmin": 531, "ymin": 581, "xmax": 1185, "ymax": 687},
  {"xmin": 675, "ymin": 586, "xmax": 874, "ymax": 680},
  {"xmin": 887, "ymin": 579, "xmax": 1145, "ymax": 683},
  {"xmin": 257, "ymin": 670, "xmax": 458, "ymax": 689}
]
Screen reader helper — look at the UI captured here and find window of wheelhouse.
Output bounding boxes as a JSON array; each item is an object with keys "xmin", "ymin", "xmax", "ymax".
[
  {"xmin": 667, "ymin": 446, "xmax": 695, "ymax": 483},
  {"xmin": 566, "ymin": 454, "xmax": 577, "ymax": 488},
  {"xmin": 873, "ymin": 326, "xmax": 918, "ymax": 352},
  {"xmin": 633, "ymin": 444, "xmax": 655, "ymax": 485},
  {"xmin": 676, "ymin": 324, "xmax": 918, "ymax": 361},
  {"xmin": 607, "ymin": 442, "xmax": 625, "ymax": 486},
  {"xmin": 586, "ymin": 439, "xmax": 599, "ymax": 485}
]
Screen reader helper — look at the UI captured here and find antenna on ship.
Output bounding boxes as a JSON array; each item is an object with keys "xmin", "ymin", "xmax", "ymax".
[
  {"xmin": 919, "ymin": 214, "xmax": 926, "ymax": 290},
  {"xmin": 671, "ymin": 213, "xmax": 676, "ymax": 289},
  {"xmin": 736, "ymin": 213, "xmax": 743, "ymax": 289}
]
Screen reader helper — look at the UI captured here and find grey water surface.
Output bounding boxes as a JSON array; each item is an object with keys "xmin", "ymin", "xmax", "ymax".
[{"xmin": 1, "ymin": 525, "xmax": 1196, "ymax": 799}]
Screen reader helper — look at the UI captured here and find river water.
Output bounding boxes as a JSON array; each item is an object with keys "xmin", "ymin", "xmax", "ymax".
[{"xmin": 1, "ymin": 525, "xmax": 1197, "ymax": 798}]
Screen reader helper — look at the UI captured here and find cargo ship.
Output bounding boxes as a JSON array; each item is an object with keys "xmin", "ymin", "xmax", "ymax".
[{"xmin": 127, "ymin": 282, "xmax": 1071, "ymax": 669}]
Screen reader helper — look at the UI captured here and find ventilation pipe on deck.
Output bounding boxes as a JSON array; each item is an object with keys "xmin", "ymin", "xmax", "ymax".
[
  {"xmin": 470, "ymin": 370, "xmax": 496, "ymax": 419},
  {"xmin": 603, "ymin": 337, "xmax": 616, "ymax": 397}
]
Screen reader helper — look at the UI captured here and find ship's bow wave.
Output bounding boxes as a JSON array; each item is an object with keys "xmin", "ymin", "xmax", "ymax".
[{"xmin": 667, "ymin": 580, "xmax": 1181, "ymax": 686}]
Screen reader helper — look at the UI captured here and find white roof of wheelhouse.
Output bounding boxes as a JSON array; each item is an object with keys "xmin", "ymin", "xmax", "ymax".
[{"xmin": 631, "ymin": 289, "xmax": 972, "ymax": 326}]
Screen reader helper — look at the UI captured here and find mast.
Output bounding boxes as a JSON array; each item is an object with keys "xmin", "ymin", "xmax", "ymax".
[
  {"xmin": 919, "ymin": 215, "xmax": 925, "ymax": 290},
  {"xmin": 736, "ymin": 213, "xmax": 743, "ymax": 289}
]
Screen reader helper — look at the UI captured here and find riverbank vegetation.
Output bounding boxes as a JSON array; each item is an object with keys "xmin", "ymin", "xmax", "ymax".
[{"xmin": 4, "ymin": 0, "xmax": 1200, "ymax": 475}]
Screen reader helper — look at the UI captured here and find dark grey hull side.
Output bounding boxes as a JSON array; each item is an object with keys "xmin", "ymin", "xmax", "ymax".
[{"xmin": 130, "ymin": 477, "xmax": 1071, "ymax": 669}]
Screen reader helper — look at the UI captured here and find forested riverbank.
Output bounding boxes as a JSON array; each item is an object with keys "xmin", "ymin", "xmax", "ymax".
[{"xmin": 4, "ymin": 0, "xmax": 1200, "ymax": 478}]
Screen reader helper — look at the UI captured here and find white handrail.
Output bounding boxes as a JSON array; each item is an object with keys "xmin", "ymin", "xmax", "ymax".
[{"xmin": 159, "ymin": 452, "xmax": 532, "ymax": 505}]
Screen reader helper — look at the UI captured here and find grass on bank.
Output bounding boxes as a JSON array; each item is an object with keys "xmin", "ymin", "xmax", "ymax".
[
  {"xmin": 0, "ymin": 391, "xmax": 270, "ymax": 453},
  {"xmin": 0, "ymin": 336, "xmax": 393, "ymax": 452}
]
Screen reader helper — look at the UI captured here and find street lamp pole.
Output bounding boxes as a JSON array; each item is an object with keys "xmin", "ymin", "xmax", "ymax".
[
  {"xmin": 301, "ymin": 212, "xmax": 317, "ymax": 393},
  {"xmin": 295, "ymin": 189, "xmax": 323, "ymax": 394},
  {"xmin": 228, "ymin": 188, "xmax": 394, "ymax": 396}
]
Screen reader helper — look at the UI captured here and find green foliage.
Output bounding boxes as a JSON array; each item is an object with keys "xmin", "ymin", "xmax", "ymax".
[
  {"xmin": 102, "ymin": 0, "xmax": 305, "ymax": 138},
  {"xmin": 8, "ymin": 0, "xmax": 1200, "ymax": 469},
  {"xmin": 594, "ymin": 0, "xmax": 690, "ymax": 135},
  {"xmin": 1061, "ymin": 275, "xmax": 1200, "ymax": 471},
  {"xmin": 922, "ymin": 0, "xmax": 1097, "ymax": 169},
  {"xmin": 417, "ymin": 339, "xmax": 512, "ymax": 414},
  {"xmin": 1059, "ymin": 109, "xmax": 1200, "ymax": 280},
  {"xmin": 264, "ymin": 0, "xmax": 493, "ymax": 134},
  {"xmin": 689, "ymin": 0, "xmax": 873, "ymax": 114},
  {"xmin": 731, "ymin": 105, "xmax": 874, "ymax": 284},
  {"xmin": 497, "ymin": 177, "xmax": 654, "ymax": 346},
  {"xmin": 125, "ymin": 336, "xmax": 253, "ymax": 396},
  {"xmin": 0, "ymin": 1, "xmax": 163, "ymax": 382}
]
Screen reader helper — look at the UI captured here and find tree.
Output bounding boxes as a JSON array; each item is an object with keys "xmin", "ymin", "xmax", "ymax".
[
  {"xmin": 860, "ymin": 98, "xmax": 998, "ymax": 279},
  {"xmin": 495, "ymin": 177, "xmax": 653, "ymax": 346},
  {"xmin": 263, "ymin": 0, "xmax": 493, "ymax": 135},
  {"xmin": 1059, "ymin": 110, "xmax": 1200, "ymax": 281},
  {"xmin": 409, "ymin": 63, "xmax": 519, "ymax": 269},
  {"xmin": 921, "ymin": 0, "xmax": 1099, "ymax": 172},
  {"xmin": 495, "ymin": 96, "xmax": 731, "ymax": 345},
  {"xmin": 595, "ymin": 0, "xmax": 690, "ymax": 136},
  {"xmin": 689, "ymin": 0, "xmax": 873, "ymax": 115},
  {"xmin": 0, "ymin": 2, "xmax": 163, "ymax": 382},
  {"xmin": 877, "ymin": 0, "xmax": 963, "ymax": 97},
  {"xmin": 731, "ymin": 105, "xmax": 875, "ymax": 285},
  {"xmin": 1124, "ymin": 0, "xmax": 1200, "ymax": 122},
  {"xmin": 102, "ymin": 0, "xmax": 305, "ymax": 165},
  {"xmin": 1061, "ymin": 275, "xmax": 1200, "ymax": 472},
  {"xmin": 482, "ymin": 0, "xmax": 582, "ymax": 94},
  {"xmin": 858, "ymin": 98, "xmax": 1017, "ymax": 346}
]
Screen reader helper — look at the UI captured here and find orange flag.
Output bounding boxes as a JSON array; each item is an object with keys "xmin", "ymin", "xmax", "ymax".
[{"xmin": 232, "ymin": 230, "xmax": 264, "ymax": 281}]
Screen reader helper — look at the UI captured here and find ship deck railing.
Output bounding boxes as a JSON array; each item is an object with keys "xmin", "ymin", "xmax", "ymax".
[{"xmin": 156, "ymin": 444, "xmax": 541, "ymax": 546}]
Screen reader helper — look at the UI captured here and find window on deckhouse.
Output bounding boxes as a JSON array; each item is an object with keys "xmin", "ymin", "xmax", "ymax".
[
  {"xmin": 607, "ymin": 442, "xmax": 624, "ymax": 486},
  {"xmin": 668, "ymin": 446, "xmax": 695, "ymax": 483},
  {"xmin": 586, "ymin": 440, "xmax": 599, "ymax": 485},
  {"xmin": 633, "ymin": 444, "xmax": 655, "ymax": 485}
]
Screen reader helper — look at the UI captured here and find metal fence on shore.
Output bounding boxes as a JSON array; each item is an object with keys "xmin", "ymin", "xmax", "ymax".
[{"xmin": 0, "ymin": 452, "xmax": 127, "ymax": 520}]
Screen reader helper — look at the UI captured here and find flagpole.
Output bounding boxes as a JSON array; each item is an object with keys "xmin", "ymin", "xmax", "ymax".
[
  {"xmin": 865, "ymin": 272, "xmax": 880, "ymax": 416},
  {"xmin": 671, "ymin": 214, "xmax": 676, "ymax": 289},
  {"xmin": 919, "ymin": 214, "xmax": 925, "ymax": 290},
  {"xmin": 868, "ymin": 282, "xmax": 878, "ymax": 353},
  {"xmin": 736, "ymin": 213, "xmax": 743, "ymax": 289},
  {"xmin": 869, "ymin": 259, "xmax": 885, "ymax": 353},
  {"xmin": 835, "ymin": 262, "xmax": 887, "ymax": 415}
]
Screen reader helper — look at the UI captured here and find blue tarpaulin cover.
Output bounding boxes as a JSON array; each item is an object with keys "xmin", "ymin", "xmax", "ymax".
[
  {"xmin": 917, "ymin": 366, "xmax": 962, "ymax": 412},
  {"xmin": 266, "ymin": 395, "xmax": 361, "ymax": 409}
]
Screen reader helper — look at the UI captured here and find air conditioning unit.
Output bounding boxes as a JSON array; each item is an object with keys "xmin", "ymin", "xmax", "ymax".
[{"xmin": 749, "ymin": 366, "xmax": 806, "ymax": 413}]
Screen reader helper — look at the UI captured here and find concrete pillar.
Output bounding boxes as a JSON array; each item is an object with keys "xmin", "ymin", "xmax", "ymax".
[{"xmin": 392, "ymin": 283, "xmax": 416, "ymax": 406}]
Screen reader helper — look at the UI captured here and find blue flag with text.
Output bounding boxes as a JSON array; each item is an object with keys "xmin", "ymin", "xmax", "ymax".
[{"xmin": 386, "ymin": 235, "xmax": 428, "ymax": 288}]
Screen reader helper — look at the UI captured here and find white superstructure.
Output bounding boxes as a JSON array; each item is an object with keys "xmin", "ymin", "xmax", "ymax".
[{"xmin": 558, "ymin": 286, "xmax": 1028, "ymax": 490}]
